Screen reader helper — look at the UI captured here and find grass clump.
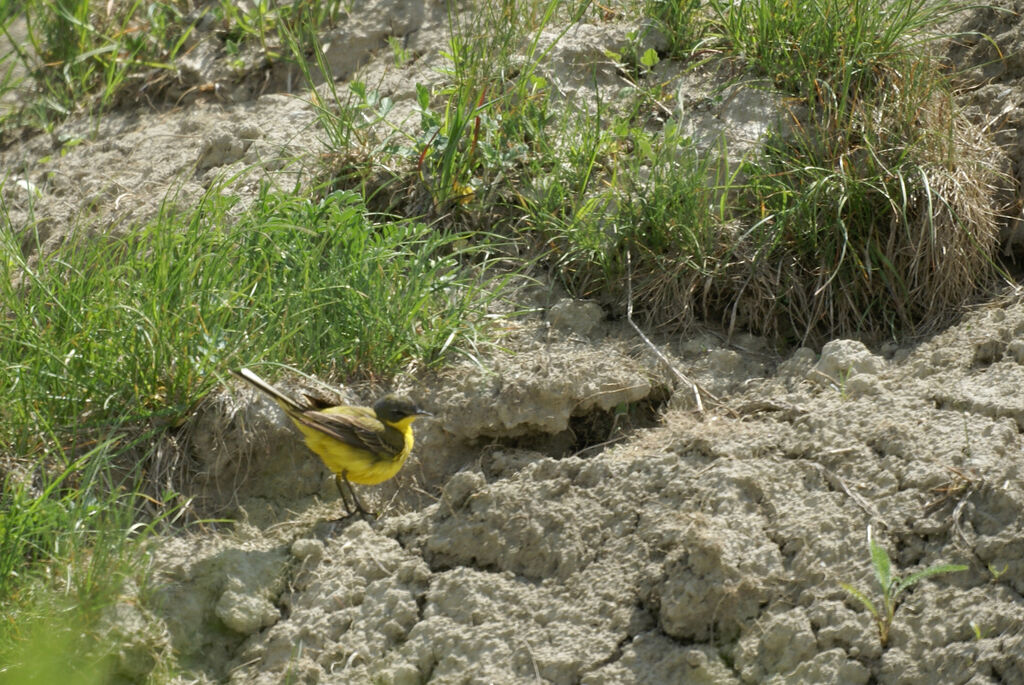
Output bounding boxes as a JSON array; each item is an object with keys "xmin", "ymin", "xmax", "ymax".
[
  {"xmin": 2, "ymin": 185, "xmax": 497, "ymax": 456},
  {"xmin": 0, "ymin": 0, "xmax": 349, "ymax": 134},
  {"xmin": 331, "ymin": 0, "xmax": 998, "ymax": 341},
  {"xmin": 708, "ymin": 0, "xmax": 964, "ymax": 98},
  {"xmin": 735, "ymin": 79, "xmax": 1000, "ymax": 338},
  {"xmin": 520, "ymin": 107, "xmax": 728, "ymax": 328},
  {"xmin": 621, "ymin": 0, "xmax": 1001, "ymax": 340},
  {"xmin": 291, "ymin": 0, "xmax": 586, "ymax": 217},
  {"xmin": 716, "ymin": 0, "xmax": 1004, "ymax": 338},
  {"xmin": 2, "ymin": 0, "xmax": 192, "ymax": 131},
  {"xmin": 0, "ymin": 437, "xmax": 179, "ymax": 684}
]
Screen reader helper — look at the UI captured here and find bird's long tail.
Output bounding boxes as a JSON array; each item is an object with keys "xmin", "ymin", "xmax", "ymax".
[{"xmin": 232, "ymin": 368, "xmax": 305, "ymax": 413}]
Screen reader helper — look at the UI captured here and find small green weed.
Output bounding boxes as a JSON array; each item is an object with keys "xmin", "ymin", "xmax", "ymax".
[
  {"xmin": 414, "ymin": 80, "xmax": 490, "ymax": 209},
  {"xmin": 987, "ymin": 563, "xmax": 1008, "ymax": 581},
  {"xmin": 388, "ymin": 35, "xmax": 411, "ymax": 69},
  {"xmin": 841, "ymin": 528, "xmax": 967, "ymax": 647},
  {"xmin": 970, "ymin": 620, "xmax": 994, "ymax": 641}
]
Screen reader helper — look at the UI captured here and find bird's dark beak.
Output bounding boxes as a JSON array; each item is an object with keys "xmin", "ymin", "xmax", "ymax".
[{"xmin": 416, "ymin": 408, "xmax": 433, "ymax": 418}]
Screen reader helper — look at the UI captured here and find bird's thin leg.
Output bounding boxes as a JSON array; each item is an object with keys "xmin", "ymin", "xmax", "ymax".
[
  {"xmin": 335, "ymin": 474, "xmax": 355, "ymax": 517},
  {"xmin": 336, "ymin": 472, "xmax": 372, "ymax": 518}
]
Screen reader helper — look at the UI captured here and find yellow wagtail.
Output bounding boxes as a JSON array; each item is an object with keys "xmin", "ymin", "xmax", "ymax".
[{"xmin": 231, "ymin": 368, "xmax": 431, "ymax": 517}]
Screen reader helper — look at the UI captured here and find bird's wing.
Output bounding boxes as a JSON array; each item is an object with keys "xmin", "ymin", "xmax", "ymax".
[{"xmin": 295, "ymin": 407, "xmax": 406, "ymax": 461}]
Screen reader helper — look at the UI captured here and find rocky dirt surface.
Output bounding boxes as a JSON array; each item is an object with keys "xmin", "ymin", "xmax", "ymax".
[
  {"xmin": 141, "ymin": 307, "xmax": 1024, "ymax": 684},
  {"xmin": 3, "ymin": 1, "xmax": 1024, "ymax": 683}
]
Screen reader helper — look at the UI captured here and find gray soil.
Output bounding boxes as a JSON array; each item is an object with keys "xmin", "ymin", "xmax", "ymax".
[{"xmin": 4, "ymin": 1, "xmax": 1024, "ymax": 683}]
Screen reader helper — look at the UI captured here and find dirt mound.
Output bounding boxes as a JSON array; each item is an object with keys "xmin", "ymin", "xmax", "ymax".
[{"xmin": 108, "ymin": 300, "xmax": 1023, "ymax": 684}]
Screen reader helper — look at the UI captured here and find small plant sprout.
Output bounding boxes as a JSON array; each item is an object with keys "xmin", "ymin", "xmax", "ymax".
[
  {"xmin": 837, "ymin": 369, "xmax": 851, "ymax": 400},
  {"xmin": 987, "ymin": 563, "xmax": 1009, "ymax": 581},
  {"xmin": 640, "ymin": 47, "xmax": 660, "ymax": 72},
  {"xmin": 970, "ymin": 620, "xmax": 993, "ymax": 641},
  {"xmin": 389, "ymin": 36, "xmax": 412, "ymax": 68},
  {"xmin": 841, "ymin": 526, "xmax": 968, "ymax": 647}
]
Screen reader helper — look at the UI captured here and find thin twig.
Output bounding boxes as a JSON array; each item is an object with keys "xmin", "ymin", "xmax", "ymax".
[{"xmin": 813, "ymin": 463, "xmax": 888, "ymax": 529}]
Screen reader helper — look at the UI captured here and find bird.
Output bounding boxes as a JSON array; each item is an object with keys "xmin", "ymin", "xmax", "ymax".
[{"xmin": 231, "ymin": 367, "xmax": 431, "ymax": 518}]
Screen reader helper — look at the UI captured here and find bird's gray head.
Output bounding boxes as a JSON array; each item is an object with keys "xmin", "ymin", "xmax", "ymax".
[{"xmin": 373, "ymin": 394, "xmax": 432, "ymax": 424}]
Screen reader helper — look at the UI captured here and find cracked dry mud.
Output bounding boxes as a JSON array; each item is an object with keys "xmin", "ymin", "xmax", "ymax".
[
  {"xmin": 3, "ymin": 0, "xmax": 1024, "ymax": 683},
  {"xmin": 107, "ymin": 309, "xmax": 1024, "ymax": 684}
]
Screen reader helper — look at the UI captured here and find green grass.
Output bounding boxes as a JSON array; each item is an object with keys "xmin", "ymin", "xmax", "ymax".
[
  {"xmin": 287, "ymin": 0, "xmax": 589, "ymax": 214},
  {"xmin": 2, "ymin": 0, "xmax": 191, "ymax": 130},
  {"xmin": 2, "ymin": 184, "xmax": 499, "ymax": 458},
  {"xmin": 643, "ymin": 0, "xmax": 709, "ymax": 59},
  {"xmin": 506, "ymin": 0, "xmax": 996, "ymax": 339},
  {"xmin": 517, "ymin": 99, "xmax": 730, "ymax": 323},
  {"xmin": 708, "ymin": 0, "xmax": 964, "ymax": 97},
  {"xmin": 281, "ymin": 0, "xmax": 999, "ymax": 340},
  {"xmin": 0, "ymin": 0, "xmax": 350, "ymax": 133},
  {"xmin": 714, "ymin": 0, "xmax": 1001, "ymax": 338},
  {"xmin": 0, "ymin": 438, "xmax": 177, "ymax": 684}
]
